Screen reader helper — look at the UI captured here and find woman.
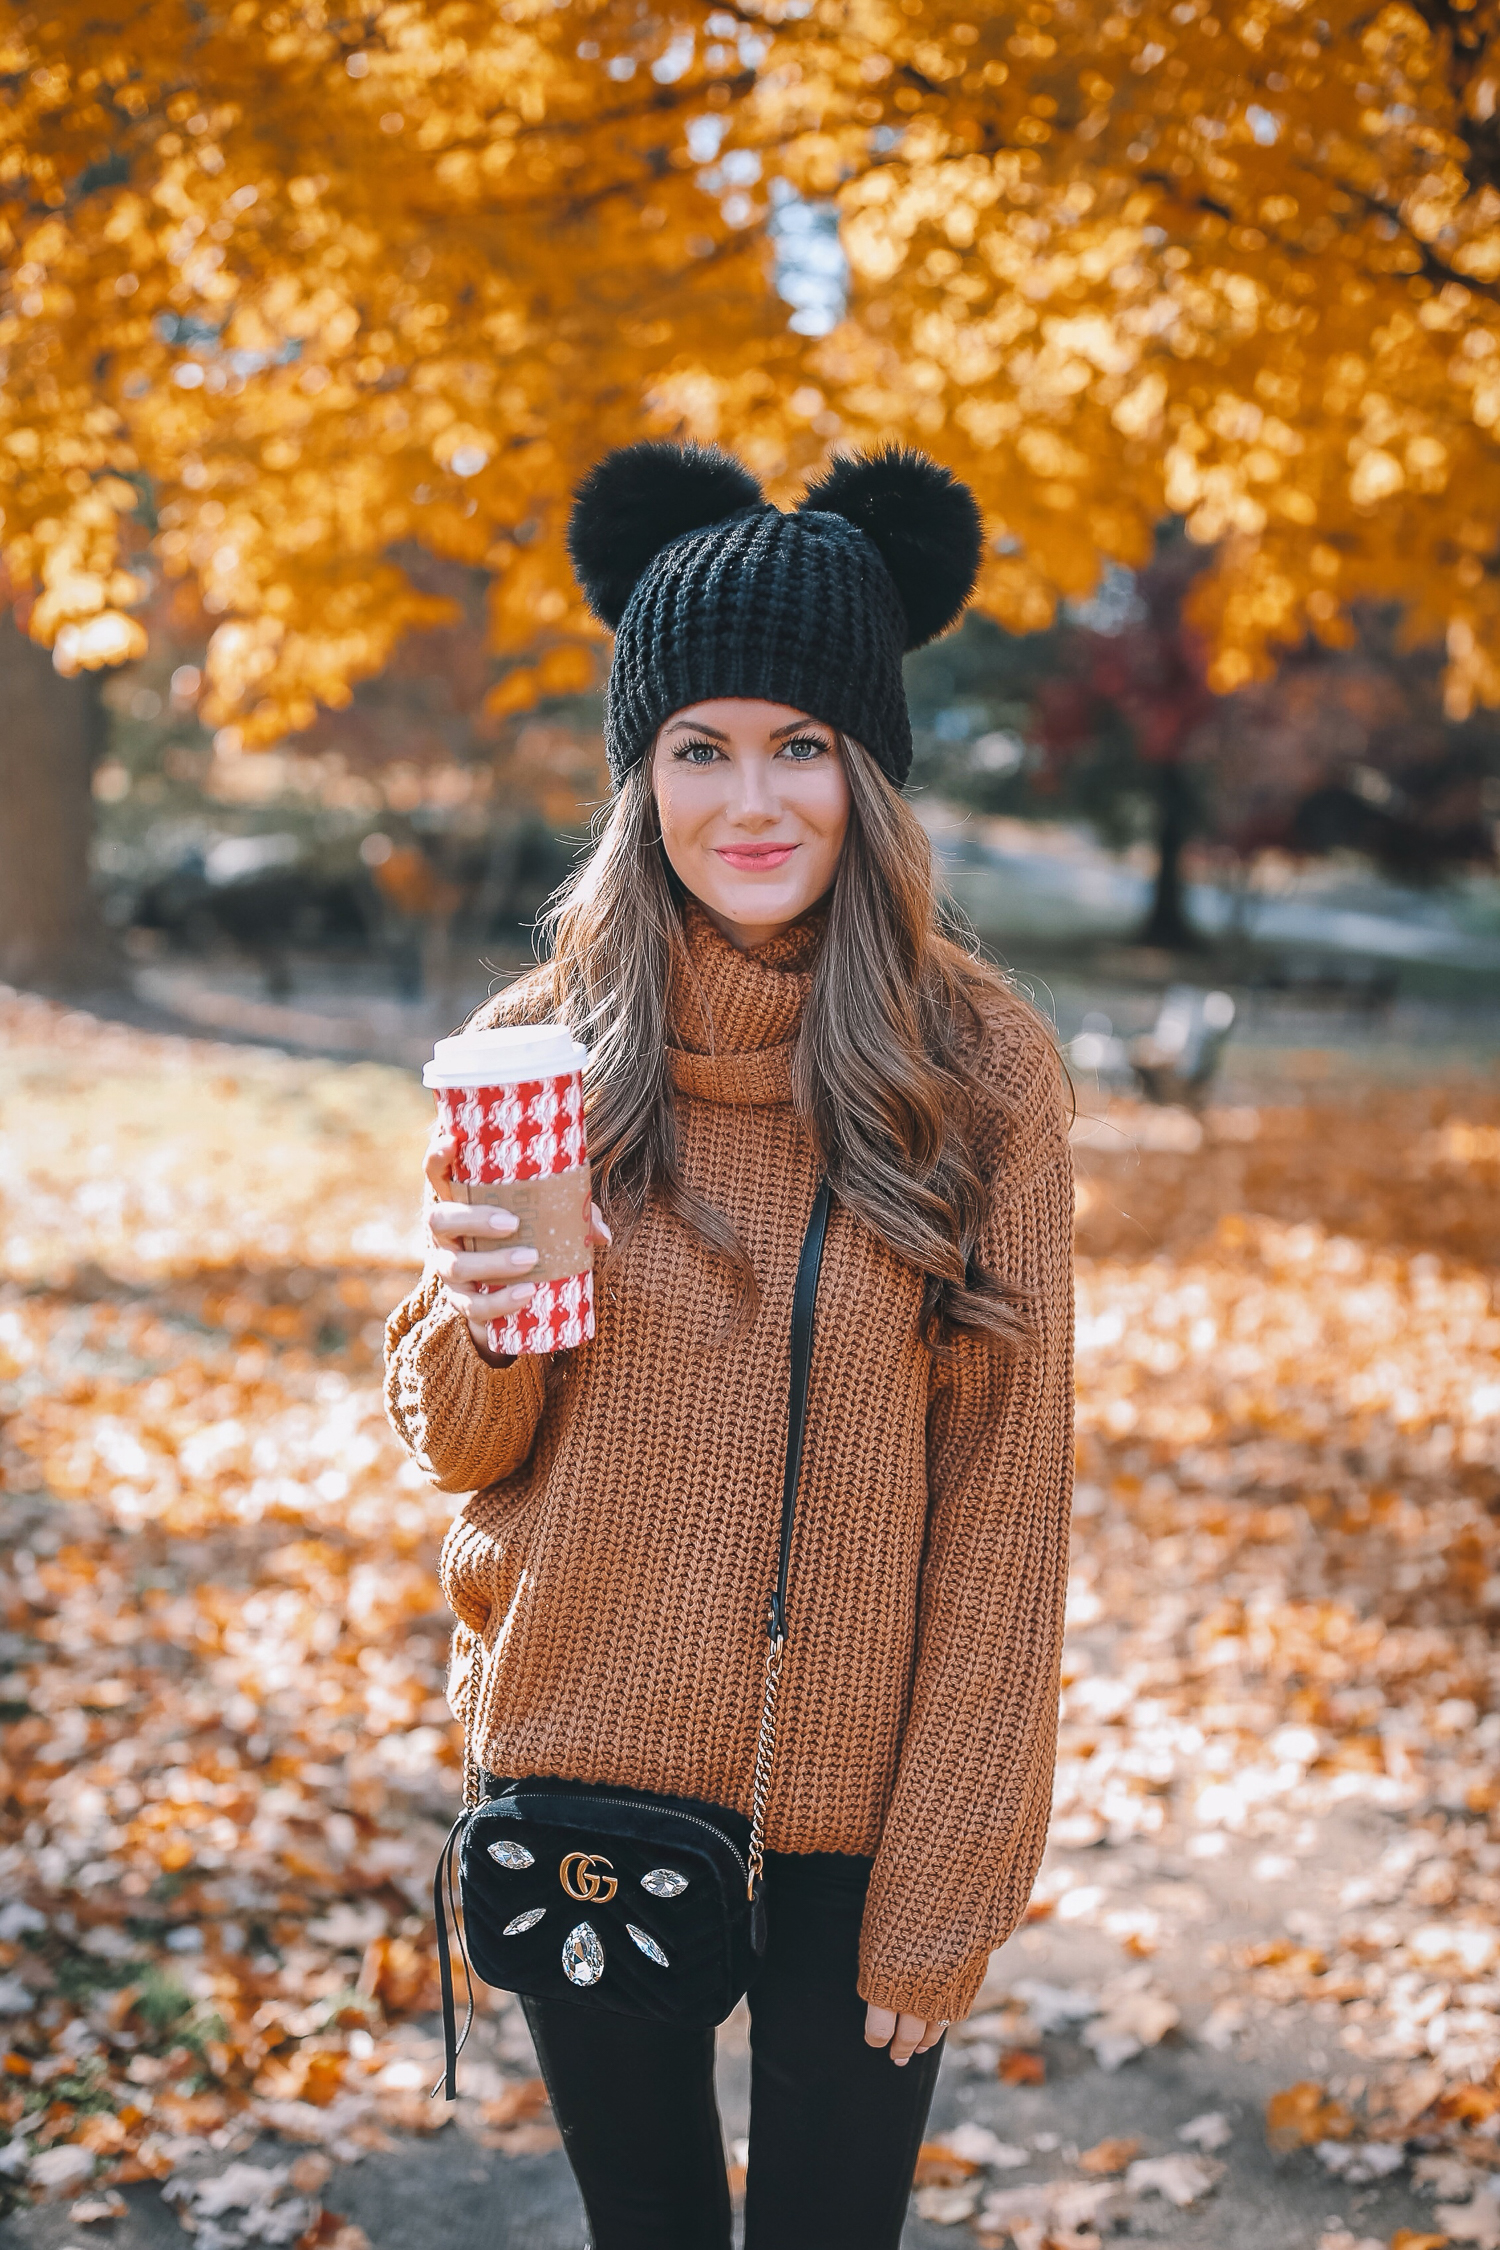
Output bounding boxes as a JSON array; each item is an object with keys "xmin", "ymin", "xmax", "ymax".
[{"xmin": 385, "ymin": 443, "xmax": 1074, "ymax": 2249}]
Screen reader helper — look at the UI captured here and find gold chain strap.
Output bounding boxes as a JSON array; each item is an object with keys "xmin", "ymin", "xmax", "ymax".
[
  {"xmin": 746, "ymin": 1629, "xmax": 785, "ymax": 1899},
  {"xmin": 457, "ymin": 1629, "xmax": 485, "ymax": 1815}
]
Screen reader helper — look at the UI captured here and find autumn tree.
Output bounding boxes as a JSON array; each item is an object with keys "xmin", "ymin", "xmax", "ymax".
[
  {"xmin": 10, "ymin": 0, "xmax": 1500, "ymax": 977},
  {"xmin": 0, "ymin": 0, "xmax": 803, "ymax": 979},
  {"xmin": 1025, "ymin": 542, "xmax": 1215, "ymax": 949}
]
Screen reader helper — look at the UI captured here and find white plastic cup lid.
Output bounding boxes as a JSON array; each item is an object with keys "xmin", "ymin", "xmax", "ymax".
[{"xmin": 422, "ymin": 1022, "xmax": 589, "ymax": 1089}]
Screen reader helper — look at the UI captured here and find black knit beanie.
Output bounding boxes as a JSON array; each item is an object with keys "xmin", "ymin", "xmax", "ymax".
[{"xmin": 566, "ymin": 443, "xmax": 984, "ymax": 790}]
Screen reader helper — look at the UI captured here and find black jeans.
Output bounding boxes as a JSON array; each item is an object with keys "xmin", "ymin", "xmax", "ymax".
[{"xmin": 522, "ymin": 1851, "xmax": 944, "ymax": 2250}]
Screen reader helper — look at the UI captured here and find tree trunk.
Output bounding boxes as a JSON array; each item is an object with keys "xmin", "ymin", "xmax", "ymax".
[
  {"xmin": 0, "ymin": 610, "xmax": 117, "ymax": 990},
  {"xmin": 1139, "ymin": 759, "xmax": 1201, "ymax": 950}
]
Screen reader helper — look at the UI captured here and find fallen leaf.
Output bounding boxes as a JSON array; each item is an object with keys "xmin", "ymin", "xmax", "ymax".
[
  {"xmin": 478, "ymin": 2121, "xmax": 562, "ymax": 2156},
  {"xmin": 1438, "ymin": 2088, "xmax": 1500, "ymax": 2126},
  {"xmin": 1123, "ymin": 2153, "xmax": 1223, "ymax": 2207},
  {"xmin": 340, "ymin": 2125, "xmax": 396, "ymax": 2157},
  {"xmin": 1392, "ymin": 2233, "xmax": 1453, "ymax": 2250},
  {"xmin": 1438, "ymin": 2186, "xmax": 1500, "ymax": 2249},
  {"xmin": 1079, "ymin": 2136, "xmax": 1142, "ymax": 2175},
  {"xmin": 27, "ymin": 2147, "xmax": 96, "ymax": 2195},
  {"xmin": 1178, "ymin": 2111, "xmax": 1233, "ymax": 2150},
  {"xmin": 1267, "ymin": 2081, "xmax": 1355, "ymax": 2152},
  {"xmin": 371, "ymin": 2093, "xmax": 452, "ymax": 2136},
  {"xmin": 478, "ymin": 2078, "xmax": 550, "ymax": 2128},
  {"xmin": 998, "ymin": 2049, "xmax": 1046, "ymax": 2085},
  {"xmin": 914, "ymin": 2181, "xmax": 983, "ymax": 2224},
  {"xmin": 1197, "ymin": 2000, "xmax": 1245, "ymax": 2051},
  {"xmin": 1389, "ymin": 2069, "xmax": 1448, "ymax": 2128},
  {"xmin": 112, "ymin": 2149, "xmax": 175, "ymax": 2185},
  {"xmin": 72, "ymin": 2115, "xmax": 128, "ymax": 2155},
  {"xmin": 978, "ymin": 2177, "xmax": 1123, "ymax": 2241},
  {"xmin": 1080, "ymin": 1976, "xmax": 1178, "ymax": 2071},
  {"xmin": 915, "ymin": 2143, "xmax": 982, "ymax": 2186},
  {"xmin": 1009, "ymin": 1980, "xmax": 1101, "ymax": 2034},
  {"xmin": 1415, "ymin": 2154, "xmax": 1482, "ymax": 2199},
  {"xmin": 358, "ymin": 1937, "xmax": 441, "ymax": 2016},
  {"xmin": 1316, "ymin": 2139, "xmax": 1407, "ymax": 2183},
  {"xmin": 295, "ymin": 2214, "xmax": 370, "ymax": 2250},
  {"xmin": 68, "ymin": 2192, "xmax": 127, "ymax": 2223},
  {"xmin": 166, "ymin": 2163, "xmax": 291, "ymax": 2220},
  {"xmin": 936, "ymin": 2123, "xmax": 1029, "ymax": 2169}
]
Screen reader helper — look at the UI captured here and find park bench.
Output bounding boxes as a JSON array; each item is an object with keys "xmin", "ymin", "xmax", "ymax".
[{"xmin": 1069, "ymin": 984, "xmax": 1237, "ymax": 1107}]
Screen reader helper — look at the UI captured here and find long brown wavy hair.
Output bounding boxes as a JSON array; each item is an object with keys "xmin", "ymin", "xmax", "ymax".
[{"xmin": 515, "ymin": 735, "xmax": 1048, "ymax": 1354}]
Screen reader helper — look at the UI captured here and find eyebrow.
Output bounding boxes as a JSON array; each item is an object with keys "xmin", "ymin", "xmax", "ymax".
[{"xmin": 662, "ymin": 719, "xmax": 830, "ymax": 741}]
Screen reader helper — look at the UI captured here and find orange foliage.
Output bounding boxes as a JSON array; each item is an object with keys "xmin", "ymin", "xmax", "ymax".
[{"xmin": 6, "ymin": 0, "xmax": 1500, "ymax": 737}]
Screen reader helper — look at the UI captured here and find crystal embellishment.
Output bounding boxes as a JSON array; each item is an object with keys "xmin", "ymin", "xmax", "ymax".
[
  {"xmin": 627, "ymin": 1924, "xmax": 668, "ymax": 1968},
  {"xmin": 503, "ymin": 1908, "xmax": 546, "ymax": 1936},
  {"xmin": 640, "ymin": 1869, "xmax": 688, "ymax": 1898},
  {"xmin": 562, "ymin": 1921, "xmax": 605, "ymax": 1988},
  {"xmin": 488, "ymin": 1839, "xmax": 534, "ymax": 1869}
]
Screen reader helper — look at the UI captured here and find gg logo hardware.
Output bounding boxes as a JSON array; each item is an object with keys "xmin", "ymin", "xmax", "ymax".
[{"xmin": 559, "ymin": 1850, "xmax": 619, "ymax": 1903}]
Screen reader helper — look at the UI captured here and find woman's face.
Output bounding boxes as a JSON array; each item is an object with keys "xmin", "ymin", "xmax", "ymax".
[{"xmin": 651, "ymin": 698, "xmax": 851, "ymax": 951}]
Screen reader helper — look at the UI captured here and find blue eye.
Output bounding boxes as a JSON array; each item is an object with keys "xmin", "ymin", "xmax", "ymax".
[
  {"xmin": 673, "ymin": 738, "xmax": 722, "ymax": 765},
  {"xmin": 780, "ymin": 736, "xmax": 828, "ymax": 760}
]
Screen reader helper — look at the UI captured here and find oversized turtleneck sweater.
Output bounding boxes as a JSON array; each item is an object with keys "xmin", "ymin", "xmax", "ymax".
[{"xmin": 384, "ymin": 898, "xmax": 1074, "ymax": 2021}]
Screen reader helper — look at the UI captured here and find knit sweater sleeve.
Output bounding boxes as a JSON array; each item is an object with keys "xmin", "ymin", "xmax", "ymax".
[
  {"xmin": 383, "ymin": 1270, "xmax": 548, "ymax": 1501},
  {"xmin": 857, "ymin": 1017, "xmax": 1074, "ymax": 2024}
]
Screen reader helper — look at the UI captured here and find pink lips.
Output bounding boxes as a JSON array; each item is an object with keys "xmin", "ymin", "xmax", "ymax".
[{"xmin": 714, "ymin": 844, "xmax": 798, "ymax": 870}]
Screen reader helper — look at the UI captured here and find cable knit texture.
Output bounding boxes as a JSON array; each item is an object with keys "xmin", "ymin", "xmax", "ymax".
[{"xmin": 384, "ymin": 901, "xmax": 1074, "ymax": 2022}]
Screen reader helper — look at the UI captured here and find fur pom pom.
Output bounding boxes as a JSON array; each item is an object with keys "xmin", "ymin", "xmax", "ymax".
[
  {"xmin": 568, "ymin": 443, "xmax": 764, "ymax": 628},
  {"xmin": 797, "ymin": 448, "xmax": 983, "ymax": 649}
]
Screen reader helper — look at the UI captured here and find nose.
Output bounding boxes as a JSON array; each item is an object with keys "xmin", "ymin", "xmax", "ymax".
[{"xmin": 728, "ymin": 752, "xmax": 780, "ymax": 827}]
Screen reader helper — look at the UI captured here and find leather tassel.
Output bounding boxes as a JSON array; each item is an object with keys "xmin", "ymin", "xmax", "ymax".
[{"xmin": 750, "ymin": 1875, "xmax": 768, "ymax": 1957}]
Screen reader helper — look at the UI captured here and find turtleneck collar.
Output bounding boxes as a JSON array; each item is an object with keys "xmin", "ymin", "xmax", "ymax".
[{"xmin": 666, "ymin": 894, "xmax": 826, "ymax": 1105}]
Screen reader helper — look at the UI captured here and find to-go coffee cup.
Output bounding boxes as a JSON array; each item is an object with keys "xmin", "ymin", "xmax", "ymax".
[{"xmin": 424, "ymin": 1023, "xmax": 594, "ymax": 1356}]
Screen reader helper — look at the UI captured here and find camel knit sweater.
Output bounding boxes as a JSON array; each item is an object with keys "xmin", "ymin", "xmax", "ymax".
[{"xmin": 384, "ymin": 900, "xmax": 1074, "ymax": 2022}]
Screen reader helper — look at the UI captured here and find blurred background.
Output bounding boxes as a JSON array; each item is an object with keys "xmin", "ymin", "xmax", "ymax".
[{"xmin": 63, "ymin": 547, "xmax": 1500, "ymax": 1096}]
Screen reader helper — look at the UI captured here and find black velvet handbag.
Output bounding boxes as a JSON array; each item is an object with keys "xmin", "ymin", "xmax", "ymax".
[{"xmin": 432, "ymin": 1177, "xmax": 833, "ymax": 2096}]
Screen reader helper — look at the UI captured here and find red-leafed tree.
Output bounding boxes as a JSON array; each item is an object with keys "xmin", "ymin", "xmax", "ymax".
[
  {"xmin": 914, "ymin": 559, "xmax": 1500, "ymax": 949},
  {"xmin": 1032, "ymin": 544, "xmax": 1215, "ymax": 951}
]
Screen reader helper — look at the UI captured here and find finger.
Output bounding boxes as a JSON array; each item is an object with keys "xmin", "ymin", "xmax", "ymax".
[
  {"xmin": 444, "ymin": 1279, "xmax": 541, "ymax": 1320},
  {"xmin": 427, "ymin": 1201, "xmax": 519, "ymax": 1240},
  {"xmin": 424, "ymin": 1133, "xmax": 458, "ymax": 1198},
  {"xmin": 912, "ymin": 2020, "xmax": 948, "ymax": 2055},
  {"xmin": 888, "ymin": 2011, "xmax": 927, "ymax": 2066},
  {"xmin": 863, "ymin": 2004, "xmax": 896, "ymax": 2050},
  {"xmin": 433, "ymin": 1245, "xmax": 538, "ymax": 1288},
  {"xmin": 589, "ymin": 1200, "xmax": 612, "ymax": 1248}
]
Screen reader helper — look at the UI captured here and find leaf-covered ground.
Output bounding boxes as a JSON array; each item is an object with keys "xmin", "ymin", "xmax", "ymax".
[{"xmin": 1, "ymin": 993, "xmax": 1498, "ymax": 2250}]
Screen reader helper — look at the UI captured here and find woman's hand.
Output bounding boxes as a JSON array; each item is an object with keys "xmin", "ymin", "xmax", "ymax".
[
  {"xmin": 863, "ymin": 2003, "xmax": 948, "ymax": 2067},
  {"xmin": 424, "ymin": 1126, "xmax": 610, "ymax": 1366}
]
